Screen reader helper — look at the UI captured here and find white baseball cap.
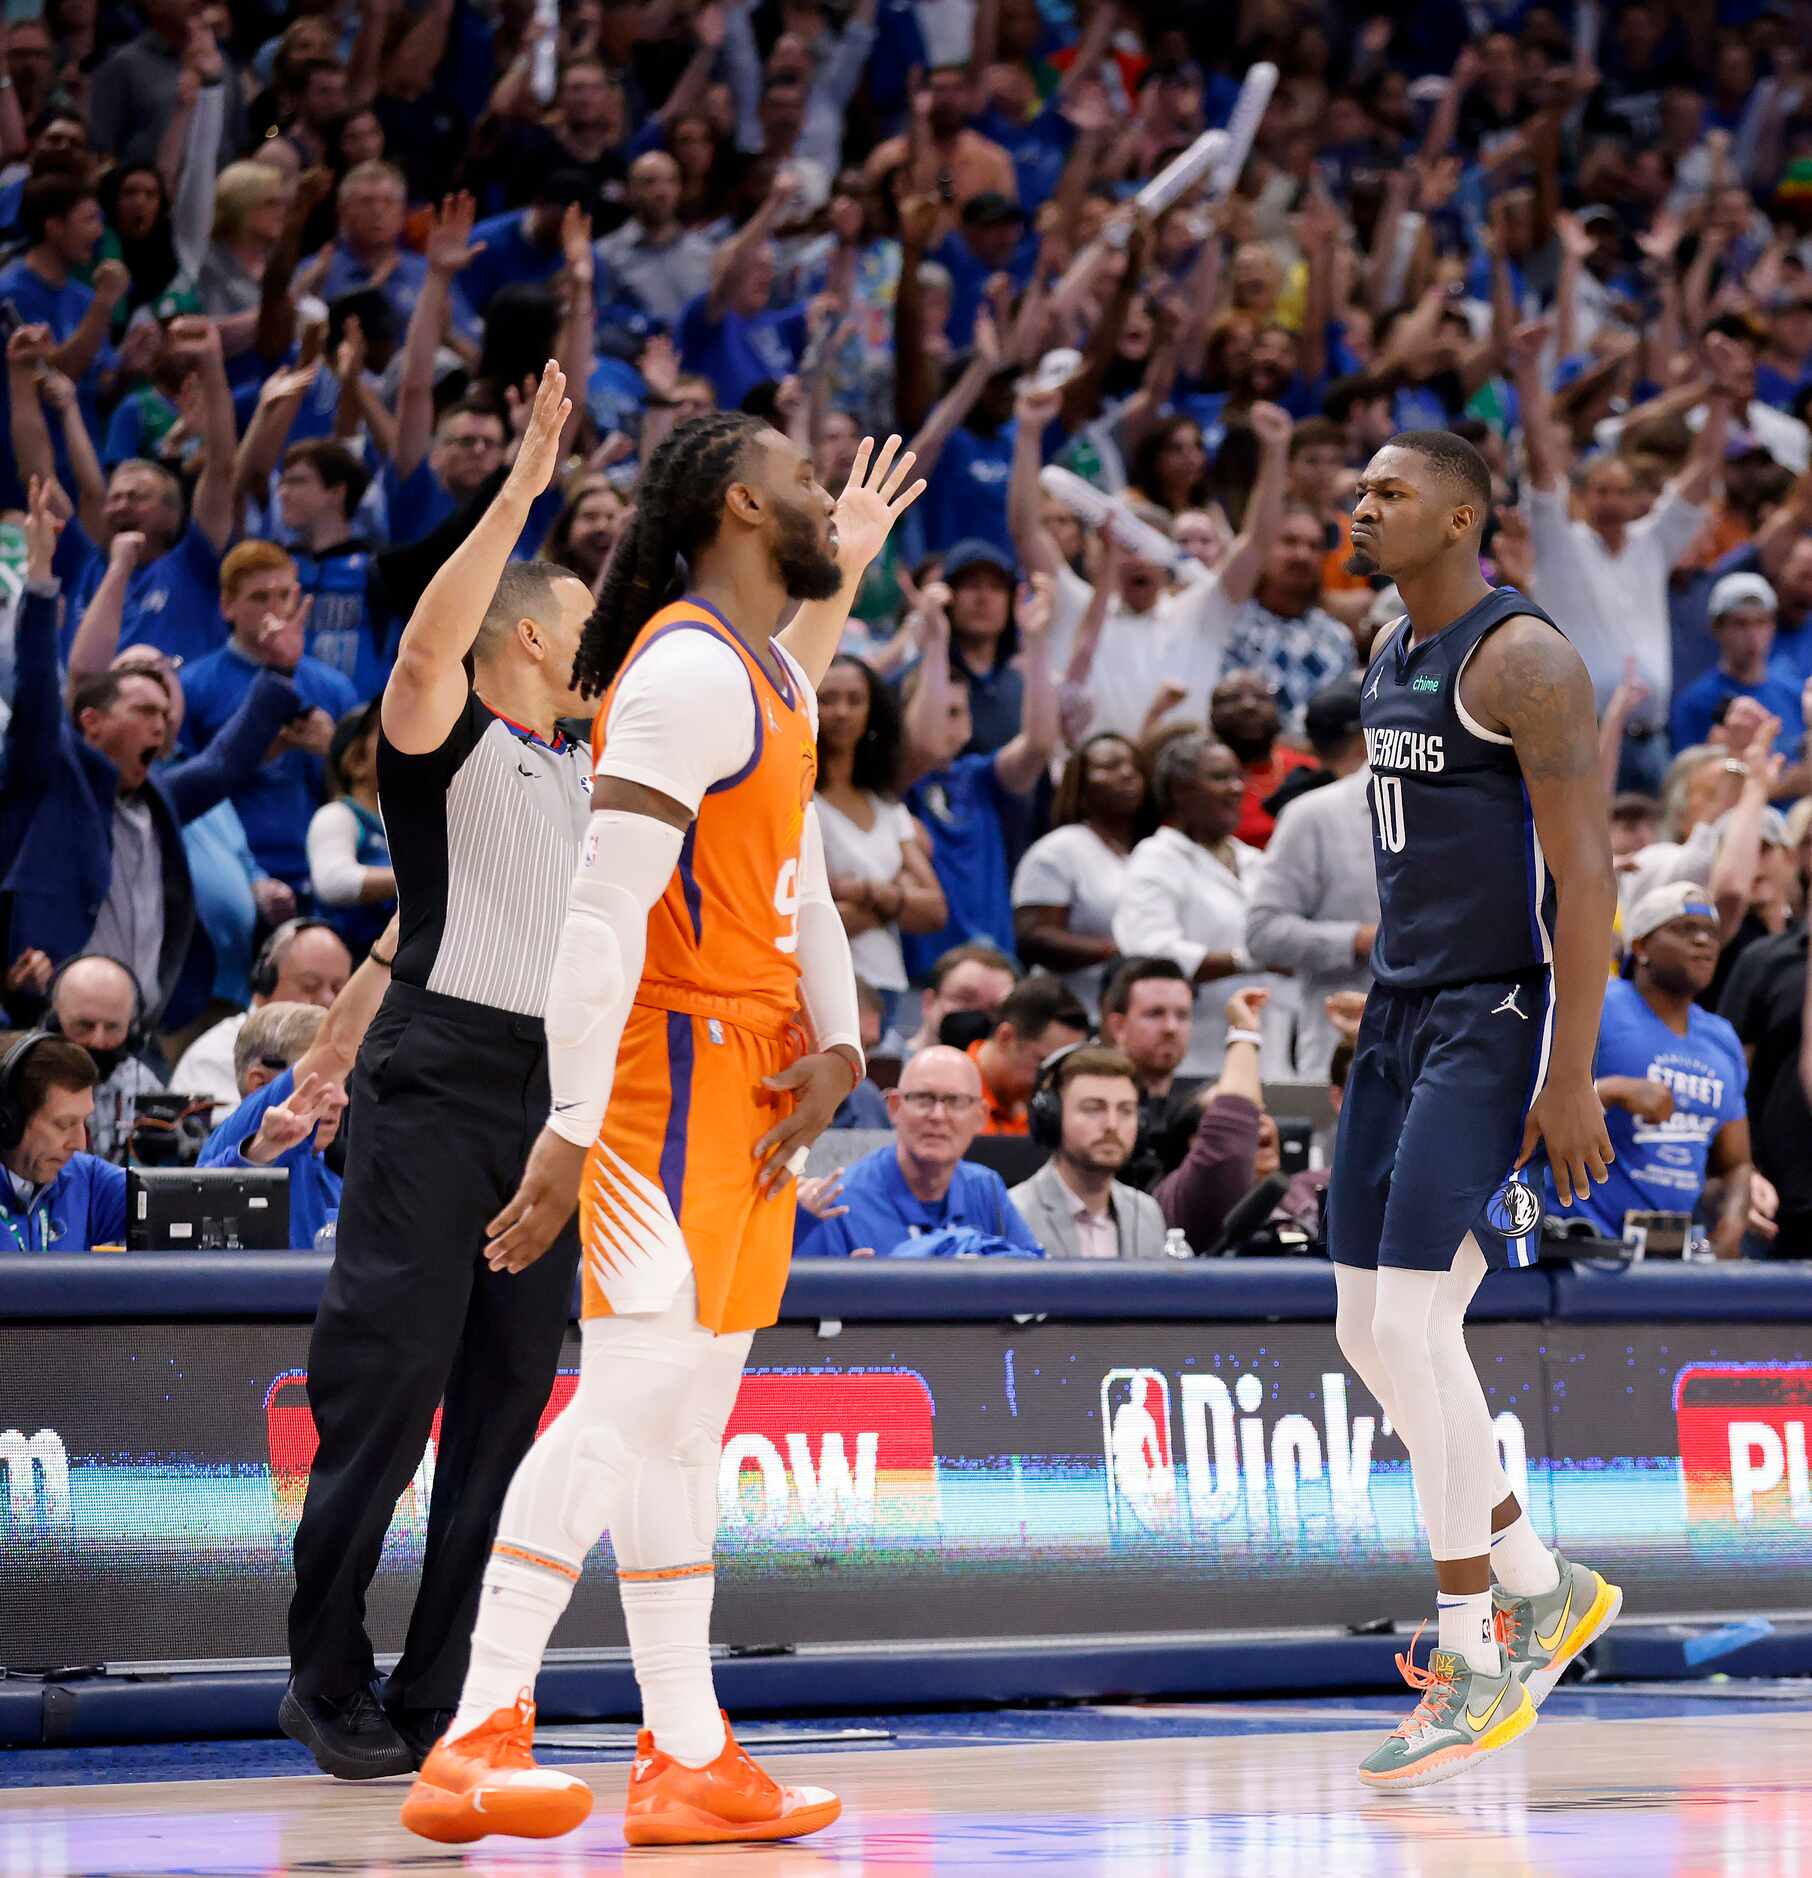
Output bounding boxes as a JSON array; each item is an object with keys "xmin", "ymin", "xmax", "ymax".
[
  {"xmin": 1624, "ymin": 881, "xmax": 1718, "ymax": 944},
  {"xmin": 1707, "ymin": 571, "xmax": 1778, "ymax": 620}
]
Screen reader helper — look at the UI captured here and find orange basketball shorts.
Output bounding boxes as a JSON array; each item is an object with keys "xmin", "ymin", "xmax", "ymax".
[{"xmin": 580, "ymin": 1002, "xmax": 800, "ymax": 1334}]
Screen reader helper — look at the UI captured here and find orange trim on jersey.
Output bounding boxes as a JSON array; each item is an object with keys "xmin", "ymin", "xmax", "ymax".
[
  {"xmin": 617, "ymin": 1561, "xmax": 716, "ymax": 1584},
  {"xmin": 492, "ymin": 1542, "xmax": 582, "ymax": 1583}
]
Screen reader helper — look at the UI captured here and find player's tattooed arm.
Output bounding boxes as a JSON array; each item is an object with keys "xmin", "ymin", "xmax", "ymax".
[
  {"xmin": 1478, "ymin": 617, "xmax": 1618, "ymax": 1205},
  {"xmin": 1474, "ymin": 616, "xmax": 1598, "ymax": 776}
]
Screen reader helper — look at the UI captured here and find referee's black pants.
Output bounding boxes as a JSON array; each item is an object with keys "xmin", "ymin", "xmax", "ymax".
[{"xmin": 288, "ymin": 982, "xmax": 581, "ymax": 1715}]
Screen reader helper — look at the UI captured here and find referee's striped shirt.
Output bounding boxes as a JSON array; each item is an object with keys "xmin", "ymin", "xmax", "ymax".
[{"xmin": 379, "ymin": 692, "xmax": 591, "ymax": 1017}]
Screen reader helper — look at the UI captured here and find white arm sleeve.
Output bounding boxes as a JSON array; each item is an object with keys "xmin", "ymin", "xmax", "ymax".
[
  {"xmin": 794, "ymin": 804, "xmax": 864, "ymax": 1073},
  {"xmin": 544, "ymin": 809, "xmax": 686, "ymax": 1146},
  {"xmin": 306, "ymin": 802, "xmax": 367, "ymax": 906}
]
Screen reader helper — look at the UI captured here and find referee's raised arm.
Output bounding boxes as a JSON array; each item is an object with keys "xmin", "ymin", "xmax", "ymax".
[
  {"xmin": 281, "ymin": 359, "xmax": 602, "ymax": 1785},
  {"xmin": 382, "ymin": 362, "xmax": 573, "ymax": 756}
]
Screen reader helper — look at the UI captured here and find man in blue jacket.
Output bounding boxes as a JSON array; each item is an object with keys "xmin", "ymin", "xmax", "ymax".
[
  {"xmin": 796, "ymin": 1045, "xmax": 1041, "ymax": 1256},
  {"xmin": 199, "ymin": 919, "xmax": 396, "ymax": 1247},
  {"xmin": 0, "ymin": 483, "xmax": 301, "ymax": 1030},
  {"xmin": 0, "ymin": 1032, "xmax": 127, "ymax": 1252}
]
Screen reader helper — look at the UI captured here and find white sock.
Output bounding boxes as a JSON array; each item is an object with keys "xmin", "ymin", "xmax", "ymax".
[
  {"xmin": 1490, "ymin": 1511, "xmax": 1560, "ymax": 1597},
  {"xmin": 619, "ymin": 1569, "xmax": 726, "ymax": 1767},
  {"xmin": 447, "ymin": 1554, "xmax": 576, "ymax": 1741},
  {"xmin": 1437, "ymin": 1591, "xmax": 1501, "ymax": 1676}
]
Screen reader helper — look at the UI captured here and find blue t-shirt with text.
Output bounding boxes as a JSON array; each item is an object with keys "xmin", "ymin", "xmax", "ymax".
[{"xmin": 1549, "ymin": 978, "xmax": 1747, "ymax": 1236}]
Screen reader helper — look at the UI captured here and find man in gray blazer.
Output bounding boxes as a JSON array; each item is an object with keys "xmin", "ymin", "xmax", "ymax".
[
  {"xmin": 1246, "ymin": 678, "xmax": 1379, "ymax": 1079},
  {"xmin": 1010, "ymin": 1047, "xmax": 1169, "ymax": 1260}
]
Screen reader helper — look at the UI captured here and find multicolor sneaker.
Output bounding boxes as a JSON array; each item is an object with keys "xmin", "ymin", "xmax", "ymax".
[
  {"xmin": 1357, "ymin": 1627, "xmax": 1536, "ymax": 1791},
  {"xmin": 1494, "ymin": 1553, "xmax": 1624, "ymax": 1708}
]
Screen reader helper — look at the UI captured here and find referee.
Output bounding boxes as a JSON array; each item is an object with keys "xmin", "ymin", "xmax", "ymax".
[{"xmin": 281, "ymin": 366, "xmax": 595, "ymax": 1777}]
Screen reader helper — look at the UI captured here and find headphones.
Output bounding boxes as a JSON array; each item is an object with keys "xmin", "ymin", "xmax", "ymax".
[
  {"xmin": 0, "ymin": 1031, "xmax": 55, "ymax": 1152},
  {"xmin": 40, "ymin": 954, "xmax": 148, "ymax": 1059},
  {"xmin": 251, "ymin": 919, "xmax": 336, "ymax": 999},
  {"xmin": 1028, "ymin": 1042, "xmax": 1089, "ymax": 1150}
]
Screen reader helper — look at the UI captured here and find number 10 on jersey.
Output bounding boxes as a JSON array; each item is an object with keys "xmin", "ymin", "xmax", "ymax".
[{"xmin": 1372, "ymin": 775, "xmax": 1407, "ymax": 853}]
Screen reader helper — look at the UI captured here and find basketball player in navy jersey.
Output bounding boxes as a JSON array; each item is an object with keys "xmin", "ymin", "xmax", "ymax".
[{"xmin": 1330, "ymin": 430, "xmax": 1623, "ymax": 1790}]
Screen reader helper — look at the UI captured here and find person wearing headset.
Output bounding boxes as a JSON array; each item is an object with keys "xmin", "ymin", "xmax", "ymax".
[
  {"xmin": 168, "ymin": 918, "xmax": 353, "ymax": 1123},
  {"xmin": 44, "ymin": 953, "xmax": 164, "ymax": 1163},
  {"xmin": 1006, "ymin": 1044, "xmax": 1168, "ymax": 1259},
  {"xmin": 0, "ymin": 1031, "xmax": 128, "ymax": 1252}
]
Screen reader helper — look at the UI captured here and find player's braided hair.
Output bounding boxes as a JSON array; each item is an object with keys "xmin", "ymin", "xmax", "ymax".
[{"xmin": 572, "ymin": 412, "xmax": 766, "ymax": 699}]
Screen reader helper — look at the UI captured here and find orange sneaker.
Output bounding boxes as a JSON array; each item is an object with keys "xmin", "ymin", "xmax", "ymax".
[
  {"xmin": 623, "ymin": 1713, "xmax": 841, "ymax": 1847},
  {"xmin": 398, "ymin": 1694, "xmax": 593, "ymax": 1845}
]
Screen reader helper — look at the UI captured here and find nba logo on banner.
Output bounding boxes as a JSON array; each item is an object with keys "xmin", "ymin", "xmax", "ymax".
[{"xmin": 1101, "ymin": 1368, "xmax": 1179, "ymax": 1535}]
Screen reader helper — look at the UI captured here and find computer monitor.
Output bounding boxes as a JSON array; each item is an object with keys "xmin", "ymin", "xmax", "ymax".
[{"xmin": 126, "ymin": 1167, "xmax": 291, "ymax": 1251}]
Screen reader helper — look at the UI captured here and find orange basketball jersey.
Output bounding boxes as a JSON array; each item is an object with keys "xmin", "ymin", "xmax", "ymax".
[
  {"xmin": 590, "ymin": 597, "xmax": 817, "ymax": 1035},
  {"xmin": 581, "ymin": 596, "xmax": 818, "ymax": 1333}
]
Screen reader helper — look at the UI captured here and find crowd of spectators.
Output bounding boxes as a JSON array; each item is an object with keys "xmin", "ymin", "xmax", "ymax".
[{"xmin": 3, "ymin": 0, "xmax": 1811, "ymax": 1258}]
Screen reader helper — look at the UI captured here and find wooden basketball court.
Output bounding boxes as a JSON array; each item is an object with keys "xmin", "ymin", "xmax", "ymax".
[{"xmin": 8, "ymin": 1695, "xmax": 1811, "ymax": 1876}]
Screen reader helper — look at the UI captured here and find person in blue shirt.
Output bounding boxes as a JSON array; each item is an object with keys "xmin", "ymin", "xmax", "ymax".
[
  {"xmin": 0, "ymin": 1032, "xmax": 128, "ymax": 1252},
  {"xmin": 198, "ymin": 924, "xmax": 397, "ymax": 1249},
  {"xmin": 0, "ymin": 175, "xmax": 125, "ymax": 506},
  {"xmin": 1549, "ymin": 883, "xmax": 1777, "ymax": 1257},
  {"xmin": 39, "ymin": 320, "xmax": 241, "ymax": 669},
  {"xmin": 931, "ymin": 195, "xmax": 1039, "ymax": 350},
  {"xmin": 909, "ymin": 333, "xmax": 1023, "ymax": 559},
  {"xmin": 457, "ymin": 176, "xmax": 607, "ymax": 324},
  {"xmin": 676, "ymin": 170, "xmax": 810, "ymax": 409},
  {"xmin": 795, "ymin": 1045, "xmax": 1042, "ymax": 1257},
  {"xmin": 899, "ymin": 566, "xmax": 1058, "ymax": 979},
  {"xmin": 317, "ymin": 163, "xmax": 440, "ymax": 341},
  {"xmin": 276, "ymin": 440, "xmax": 393, "ymax": 699},
  {"xmin": 1669, "ymin": 572, "xmax": 1807, "ymax": 758},
  {"xmin": 180, "ymin": 541, "xmax": 359, "ymax": 893}
]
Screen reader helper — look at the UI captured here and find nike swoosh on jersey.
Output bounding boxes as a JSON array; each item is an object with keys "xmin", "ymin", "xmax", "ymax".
[
  {"xmin": 1465, "ymin": 1682, "xmax": 1508, "ymax": 1733},
  {"xmin": 1534, "ymin": 1585, "xmax": 1574, "ymax": 1654}
]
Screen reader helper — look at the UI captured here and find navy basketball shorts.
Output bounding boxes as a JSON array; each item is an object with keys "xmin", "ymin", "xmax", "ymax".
[{"xmin": 1327, "ymin": 973, "xmax": 1553, "ymax": 1274}]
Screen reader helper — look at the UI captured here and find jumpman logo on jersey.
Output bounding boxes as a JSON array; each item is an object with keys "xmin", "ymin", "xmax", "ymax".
[
  {"xmin": 1492, "ymin": 988, "xmax": 1529, "ymax": 1021},
  {"xmin": 1365, "ymin": 668, "xmax": 1383, "ymax": 702}
]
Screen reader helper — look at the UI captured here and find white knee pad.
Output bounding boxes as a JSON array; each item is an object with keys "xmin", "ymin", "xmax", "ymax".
[{"xmin": 1372, "ymin": 1249, "xmax": 1503, "ymax": 1561}]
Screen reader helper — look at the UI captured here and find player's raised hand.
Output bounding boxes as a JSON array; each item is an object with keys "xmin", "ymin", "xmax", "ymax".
[
  {"xmin": 505, "ymin": 361, "xmax": 571, "ymax": 501},
  {"xmin": 754, "ymin": 1051, "xmax": 861, "ymax": 1196},
  {"xmin": 486, "ymin": 1126, "xmax": 589, "ymax": 1272},
  {"xmin": 830, "ymin": 433, "xmax": 926, "ymax": 578},
  {"xmin": 1517, "ymin": 1072, "xmax": 1613, "ymax": 1208}
]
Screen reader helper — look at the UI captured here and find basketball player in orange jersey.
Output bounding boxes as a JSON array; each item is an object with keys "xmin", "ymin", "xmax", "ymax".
[{"xmin": 400, "ymin": 414, "xmax": 924, "ymax": 1849}]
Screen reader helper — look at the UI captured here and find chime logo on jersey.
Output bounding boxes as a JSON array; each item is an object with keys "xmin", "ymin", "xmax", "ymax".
[
  {"xmin": 1486, "ymin": 1178, "xmax": 1543, "ymax": 1238},
  {"xmin": 1675, "ymin": 1363, "xmax": 1812, "ymax": 1532}
]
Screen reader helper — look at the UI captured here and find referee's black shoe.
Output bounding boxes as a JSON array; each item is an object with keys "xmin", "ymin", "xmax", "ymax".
[
  {"xmin": 385, "ymin": 1702, "xmax": 456, "ymax": 1770},
  {"xmin": 279, "ymin": 1679, "xmax": 415, "ymax": 1779}
]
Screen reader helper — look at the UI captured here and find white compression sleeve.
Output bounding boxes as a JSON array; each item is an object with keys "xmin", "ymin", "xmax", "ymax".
[
  {"xmin": 544, "ymin": 809, "xmax": 685, "ymax": 1146},
  {"xmin": 794, "ymin": 804, "xmax": 864, "ymax": 1070}
]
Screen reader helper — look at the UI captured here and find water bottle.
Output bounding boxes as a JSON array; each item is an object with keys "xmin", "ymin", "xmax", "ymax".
[{"xmin": 1164, "ymin": 1227, "xmax": 1194, "ymax": 1261}]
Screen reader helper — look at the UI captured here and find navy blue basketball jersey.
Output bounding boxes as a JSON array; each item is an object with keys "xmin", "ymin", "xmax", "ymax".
[
  {"xmin": 1362, "ymin": 585, "xmax": 1563, "ymax": 991},
  {"xmin": 293, "ymin": 543, "xmax": 393, "ymax": 701}
]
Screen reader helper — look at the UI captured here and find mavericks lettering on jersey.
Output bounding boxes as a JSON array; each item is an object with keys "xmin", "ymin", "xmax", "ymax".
[{"xmin": 1365, "ymin": 726, "xmax": 1445, "ymax": 774}]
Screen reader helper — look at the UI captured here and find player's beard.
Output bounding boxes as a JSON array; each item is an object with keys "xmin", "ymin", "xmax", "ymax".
[
  {"xmin": 772, "ymin": 502, "xmax": 844, "ymax": 601},
  {"xmin": 1344, "ymin": 541, "xmax": 1379, "ymax": 577}
]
